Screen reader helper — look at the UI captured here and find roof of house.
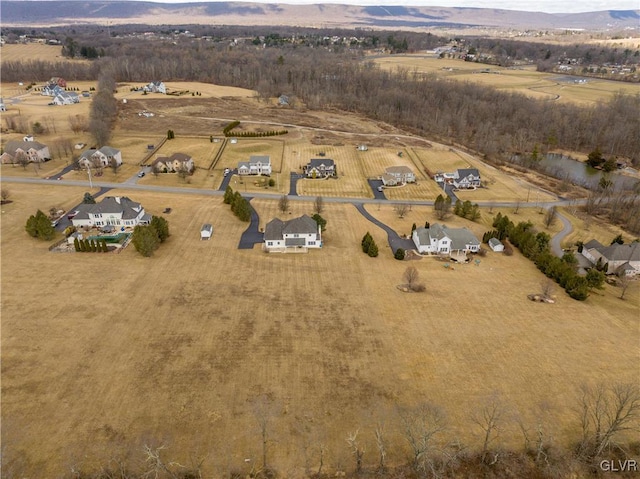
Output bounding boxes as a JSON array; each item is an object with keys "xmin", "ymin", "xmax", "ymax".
[
  {"xmin": 488, "ymin": 237, "xmax": 503, "ymax": 247},
  {"xmin": 456, "ymin": 168, "xmax": 480, "ymax": 178},
  {"xmin": 381, "ymin": 173, "xmax": 396, "ymax": 184},
  {"xmin": 264, "ymin": 214, "xmax": 317, "ymax": 241},
  {"xmin": 583, "ymin": 239, "xmax": 603, "ymax": 250},
  {"xmin": 596, "ymin": 242, "xmax": 640, "ymax": 262},
  {"xmin": 249, "ymin": 155, "xmax": 270, "ymax": 165},
  {"xmin": 73, "ymin": 196, "xmax": 143, "ymax": 221},
  {"xmin": 414, "ymin": 224, "xmax": 480, "ymax": 250},
  {"xmin": 4, "ymin": 140, "xmax": 47, "ymax": 155},
  {"xmin": 154, "ymin": 152, "xmax": 192, "ymax": 164},
  {"xmin": 80, "ymin": 146, "xmax": 120, "ymax": 160},
  {"xmin": 385, "ymin": 166, "xmax": 413, "ymax": 175},
  {"xmin": 308, "ymin": 158, "xmax": 335, "ymax": 169}
]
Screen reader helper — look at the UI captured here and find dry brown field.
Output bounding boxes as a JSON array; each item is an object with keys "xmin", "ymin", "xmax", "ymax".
[
  {"xmin": 557, "ymin": 206, "xmax": 636, "ymax": 249},
  {"xmin": 1, "ymin": 183, "xmax": 638, "ymax": 477},
  {"xmin": 373, "ymin": 55, "xmax": 640, "ymax": 105},
  {"xmin": 145, "ymin": 136, "xmax": 224, "ymax": 169},
  {"xmin": 0, "ymin": 43, "xmax": 68, "ymax": 63}
]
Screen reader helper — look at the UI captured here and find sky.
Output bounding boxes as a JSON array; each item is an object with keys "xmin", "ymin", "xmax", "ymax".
[{"xmin": 117, "ymin": 0, "xmax": 640, "ymax": 15}]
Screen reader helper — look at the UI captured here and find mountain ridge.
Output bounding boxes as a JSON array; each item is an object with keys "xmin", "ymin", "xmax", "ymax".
[{"xmin": 1, "ymin": 1, "xmax": 638, "ymax": 30}]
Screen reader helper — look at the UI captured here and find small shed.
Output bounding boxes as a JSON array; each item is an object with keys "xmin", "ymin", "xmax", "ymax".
[
  {"xmin": 357, "ymin": 144, "xmax": 368, "ymax": 151},
  {"xmin": 200, "ymin": 224, "xmax": 213, "ymax": 240},
  {"xmin": 488, "ymin": 237, "xmax": 504, "ymax": 252}
]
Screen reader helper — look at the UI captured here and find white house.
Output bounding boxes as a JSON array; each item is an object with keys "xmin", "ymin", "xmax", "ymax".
[
  {"xmin": 488, "ymin": 237, "xmax": 504, "ymax": 252},
  {"xmin": 52, "ymin": 91, "xmax": 80, "ymax": 105},
  {"xmin": 581, "ymin": 240, "xmax": 640, "ymax": 277},
  {"xmin": 412, "ymin": 224, "xmax": 480, "ymax": 254},
  {"xmin": 452, "ymin": 168, "xmax": 481, "ymax": 188},
  {"xmin": 70, "ymin": 196, "xmax": 151, "ymax": 229},
  {"xmin": 0, "ymin": 140, "xmax": 50, "ymax": 164},
  {"xmin": 238, "ymin": 155, "xmax": 271, "ymax": 176},
  {"xmin": 78, "ymin": 146, "xmax": 123, "ymax": 169},
  {"xmin": 200, "ymin": 224, "xmax": 213, "ymax": 240},
  {"xmin": 381, "ymin": 166, "xmax": 415, "ymax": 186},
  {"xmin": 264, "ymin": 214, "xmax": 322, "ymax": 252},
  {"xmin": 151, "ymin": 152, "xmax": 195, "ymax": 173},
  {"xmin": 305, "ymin": 158, "xmax": 336, "ymax": 178},
  {"xmin": 143, "ymin": 81, "xmax": 166, "ymax": 94},
  {"xmin": 42, "ymin": 85, "xmax": 64, "ymax": 97}
]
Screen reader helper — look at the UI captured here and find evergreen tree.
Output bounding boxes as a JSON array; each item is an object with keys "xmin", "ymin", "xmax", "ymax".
[
  {"xmin": 74, "ymin": 237, "xmax": 80, "ymax": 252},
  {"xmin": 312, "ymin": 213, "xmax": 327, "ymax": 232},
  {"xmin": 150, "ymin": 216, "xmax": 170, "ymax": 242},
  {"xmin": 25, "ymin": 210, "xmax": 56, "ymax": 240},
  {"xmin": 361, "ymin": 232, "xmax": 373, "ymax": 253},
  {"xmin": 367, "ymin": 241, "xmax": 379, "ymax": 257},
  {"xmin": 223, "ymin": 186, "xmax": 234, "ymax": 204},
  {"xmin": 132, "ymin": 225, "xmax": 160, "ymax": 257},
  {"xmin": 395, "ymin": 248, "xmax": 405, "ymax": 260}
]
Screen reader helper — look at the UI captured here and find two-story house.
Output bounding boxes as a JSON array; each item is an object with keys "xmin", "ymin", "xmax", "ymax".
[
  {"xmin": 78, "ymin": 147, "xmax": 123, "ymax": 169},
  {"xmin": 0, "ymin": 140, "xmax": 50, "ymax": 164},
  {"xmin": 264, "ymin": 214, "xmax": 322, "ymax": 252},
  {"xmin": 70, "ymin": 196, "xmax": 151, "ymax": 228},
  {"xmin": 305, "ymin": 158, "xmax": 336, "ymax": 178},
  {"xmin": 412, "ymin": 224, "xmax": 480, "ymax": 254},
  {"xmin": 238, "ymin": 155, "xmax": 271, "ymax": 176},
  {"xmin": 381, "ymin": 166, "xmax": 416, "ymax": 186},
  {"xmin": 151, "ymin": 153, "xmax": 195, "ymax": 173}
]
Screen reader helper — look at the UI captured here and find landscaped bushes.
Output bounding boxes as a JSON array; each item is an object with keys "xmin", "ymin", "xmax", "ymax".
[
  {"xmin": 223, "ymin": 120, "xmax": 287, "ymax": 137},
  {"xmin": 361, "ymin": 232, "xmax": 379, "ymax": 257},
  {"xmin": 223, "ymin": 186, "xmax": 252, "ymax": 222},
  {"xmin": 74, "ymin": 238, "xmax": 108, "ymax": 252},
  {"xmin": 223, "ymin": 120, "xmax": 240, "ymax": 136}
]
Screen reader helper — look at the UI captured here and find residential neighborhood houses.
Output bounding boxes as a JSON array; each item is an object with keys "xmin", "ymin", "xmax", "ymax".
[
  {"xmin": 238, "ymin": 155, "xmax": 271, "ymax": 176},
  {"xmin": 0, "ymin": 139, "xmax": 50, "ymax": 164},
  {"xmin": 51, "ymin": 90, "xmax": 80, "ymax": 105},
  {"xmin": 581, "ymin": 240, "xmax": 640, "ymax": 277},
  {"xmin": 381, "ymin": 166, "xmax": 415, "ymax": 186},
  {"xmin": 264, "ymin": 214, "xmax": 322, "ymax": 252},
  {"xmin": 78, "ymin": 146, "xmax": 123, "ymax": 169},
  {"xmin": 69, "ymin": 196, "xmax": 151, "ymax": 229},
  {"xmin": 412, "ymin": 223, "xmax": 481, "ymax": 256},
  {"xmin": 304, "ymin": 158, "xmax": 336, "ymax": 178},
  {"xmin": 143, "ymin": 81, "xmax": 166, "ymax": 94},
  {"xmin": 151, "ymin": 153, "xmax": 195, "ymax": 173}
]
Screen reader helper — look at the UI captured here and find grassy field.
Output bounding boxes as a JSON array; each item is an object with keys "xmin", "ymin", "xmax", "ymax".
[
  {"xmin": 373, "ymin": 55, "xmax": 640, "ymax": 106},
  {"xmin": 1, "ymin": 183, "xmax": 637, "ymax": 477}
]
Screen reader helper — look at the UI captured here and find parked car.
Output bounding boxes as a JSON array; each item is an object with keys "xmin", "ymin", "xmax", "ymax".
[
  {"xmin": 137, "ymin": 171, "xmax": 146, "ymax": 178},
  {"xmin": 223, "ymin": 168, "xmax": 230, "ymax": 176},
  {"xmin": 377, "ymin": 186, "xmax": 384, "ymax": 192}
]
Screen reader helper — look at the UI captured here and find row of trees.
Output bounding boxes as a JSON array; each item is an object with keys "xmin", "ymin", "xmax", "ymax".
[
  {"xmin": 89, "ymin": 69, "xmax": 118, "ymax": 146},
  {"xmin": 361, "ymin": 232, "xmax": 379, "ymax": 257},
  {"xmin": 223, "ymin": 186, "xmax": 252, "ymax": 222},
  {"xmin": 11, "ymin": 382, "xmax": 638, "ymax": 478},
  {"xmin": 453, "ymin": 199, "xmax": 481, "ymax": 221}
]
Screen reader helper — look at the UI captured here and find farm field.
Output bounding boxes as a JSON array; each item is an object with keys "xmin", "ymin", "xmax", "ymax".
[
  {"xmin": 1, "ymin": 183, "xmax": 638, "ymax": 477},
  {"xmin": 373, "ymin": 54, "xmax": 640, "ymax": 105},
  {"xmin": 144, "ymin": 136, "xmax": 224, "ymax": 169}
]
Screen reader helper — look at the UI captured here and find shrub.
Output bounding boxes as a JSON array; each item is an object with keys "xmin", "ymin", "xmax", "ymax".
[
  {"xmin": 395, "ymin": 248, "xmax": 405, "ymax": 260},
  {"xmin": 25, "ymin": 210, "xmax": 55, "ymax": 240}
]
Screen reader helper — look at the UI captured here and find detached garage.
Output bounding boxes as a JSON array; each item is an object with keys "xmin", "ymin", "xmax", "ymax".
[
  {"xmin": 200, "ymin": 224, "xmax": 213, "ymax": 240},
  {"xmin": 488, "ymin": 237, "xmax": 504, "ymax": 252}
]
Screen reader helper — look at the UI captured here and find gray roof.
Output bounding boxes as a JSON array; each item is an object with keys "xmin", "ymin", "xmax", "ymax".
[
  {"xmin": 4, "ymin": 140, "xmax": 47, "ymax": 155},
  {"xmin": 584, "ymin": 239, "xmax": 603, "ymax": 250},
  {"xmin": 456, "ymin": 168, "xmax": 480, "ymax": 179},
  {"xmin": 414, "ymin": 223, "xmax": 480, "ymax": 250},
  {"xmin": 488, "ymin": 237, "xmax": 503, "ymax": 247},
  {"xmin": 265, "ymin": 215, "xmax": 317, "ymax": 241},
  {"xmin": 595, "ymin": 242, "xmax": 640, "ymax": 262},
  {"xmin": 386, "ymin": 166, "xmax": 413, "ymax": 175},
  {"xmin": 249, "ymin": 155, "xmax": 270, "ymax": 165},
  {"xmin": 308, "ymin": 159, "xmax": 335, "ymax": 169},
  {"xmin": 285, "ymin": 237, "xmax": 306, "ymax": 246},
  {"xmin": 74, "ymin": 197, "xmax": 143, "ymax": 220},
  {"xmin": 99, "ymin": 146, "xmax": 120, "ymax": 157}
]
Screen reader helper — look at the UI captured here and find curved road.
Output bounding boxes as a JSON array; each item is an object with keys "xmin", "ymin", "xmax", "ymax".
[{"xmin": 550, "ymin": 209, "xmax": 573, "ymax": 257}]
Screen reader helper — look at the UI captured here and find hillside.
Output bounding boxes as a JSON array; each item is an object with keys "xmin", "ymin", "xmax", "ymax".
[{"xmin": 1, "ymin": 1, "xmax": 639, "ymax": 30}]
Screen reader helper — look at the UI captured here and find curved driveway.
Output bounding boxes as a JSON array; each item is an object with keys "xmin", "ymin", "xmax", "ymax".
[
  {"xmin": 353, "ymin": 203, "xmax": 415, "ymax": 253},
  {"xmin": 550, "ymin": 209, "xmax": 573, "ymax": 257}
]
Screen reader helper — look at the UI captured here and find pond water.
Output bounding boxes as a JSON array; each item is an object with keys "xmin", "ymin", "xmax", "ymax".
[{"xmin": 513, "ymin": 153, "xmax": 639, "ymax": 191}]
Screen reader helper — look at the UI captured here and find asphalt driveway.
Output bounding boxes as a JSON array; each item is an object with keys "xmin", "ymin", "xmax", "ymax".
[
  {"xmin": 353, "ymin": 203, "xmax": 415, "ymax": 253},
  {"xmin": 238, "ymin": 198, "xmax": 263, "ymax": 249}
]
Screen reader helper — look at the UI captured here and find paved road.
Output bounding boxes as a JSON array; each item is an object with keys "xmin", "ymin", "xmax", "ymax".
[
  {"xmin": 0, "ymin": 176, "xmax": 588, "ymax": 209},
  {"xmin": 353, "ymin": 203, "xmax": 415, "ymax": 253},
  {"xmin": 237, "ymin": 198, "xmax": 263, "ymax": 249},
  {"xmin": 550, "ymin": 208, "xmax": 573, "ymax": 258}
]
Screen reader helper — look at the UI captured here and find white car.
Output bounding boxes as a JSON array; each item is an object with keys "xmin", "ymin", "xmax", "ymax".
[
  {"xmin": 223, "ymin": 168, "xmax": 230, "ymax": 177},
  {"xmin": 137, "ymin": 171, "xmax": 146, "ymax": 178}
]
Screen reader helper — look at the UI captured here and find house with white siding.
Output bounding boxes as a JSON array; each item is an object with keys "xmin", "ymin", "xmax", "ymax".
[
  {"xmin": 264, "ymin": 214, "xmax": 322, "ymax": 252},
  {"xmin": 70, "ymin": 196, "xmax": 151, "ymax": 229},
  {"xmin": 381, "ymin": 166, "xmax": 415, "ymax": 186},
  {"xmin": 52, "ymin": 91, "xmax": 80, "ymax": 105},
  {"xmin": 238, "ymin": 155, "xmax": 271, "ymax": 176},
  {"xmin": 412, "ymin": 224, "xmax": 480, "ymax": 254},
  {"xmin": 143, "ymin": 81, "xmax": 166, "ymax": 94}
]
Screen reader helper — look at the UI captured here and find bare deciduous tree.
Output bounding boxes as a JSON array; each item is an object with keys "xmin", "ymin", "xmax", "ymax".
[
  {"xmin": 403, "ymin": 266, "xmax": 426, "ymax": 292},
  {"xmin": 398, "ymin": 403, "xmax": 447, "ymax": 471},
  {"xmin": 576, "ymin": 383, "xmax": 640, "ymax": 460},
  {"xmin": 15, "ymin": 151, "xmax": 30, "ymax": 170},
  {"xmin": 346, "ymin": 429, "xmax": 365, "ymax": 474},
  {"xmin": 374, "ymin": 423, "xmax": 388, "ymax": 471},
  {"xmin": 513, "ymin": 200, "xmax": 521, "ymax": 215},
  {"xmin": 251, "ymin": 393, "xmax": 280, "ymax": 472},
  {"xmin": 278, "ymin": 194, "xmax": 290, "ymax": 213},
  {"xmin": 541, "ymin": 278, "xmax": 555, "ymax": 299},
  {"xmin": 394, "ymin": 203, "xmax": 409, "ymax": 218},
  {"xmin": 617, "ymin": 275, "xmax": 631, "ymax": 300},
  {"xmin": 543, "ymin": 206, "xmax": 557, "ymax": 228},
  {"xmin": 471, "ymin": 395, "xmax": 505, "ymax": 464},
  {"xmin": 1, "ymin": 188, "xmax": 10, "ymax": 203},
  {"xmin": 314, "ymin": 196, "xmax": 324, "ymax": 215}
]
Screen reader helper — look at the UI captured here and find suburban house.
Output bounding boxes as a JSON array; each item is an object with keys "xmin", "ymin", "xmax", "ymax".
[
  {"xmin": 151, "ymin": 153, "xmax": 195, "ymax": 173},
  {"xmin": 143, "ymin": 81, "xmax": 166, "ymax": 94},
  {"xmin": 412, "ymin": 223, "xmax": 481, "ymax": 255},
  {"xmin": 435, "ymin": 168, "xmax": 481, "ymax": 189},
  {"xmin": 264, "ymin": 214, "xmax": 322, "ymax": 252},
  {"xmin": 381, "ymin": 166, "xmax": 416, "ymax": 186},
  {"xmin": 0, "ymin": 140, "xmax": 50, "ymax": 164},
  {"xmin": 238, "ymin": 155, "xmax": 271, "ymax": 176},
  {"xmin": 52, "ymin": 91, "xmax": 80, "ymax": 105},
  {"xmin": 200, "ymin": 224, "xmax": 213, "ymax": 240},
  {"xmin": 488, "ymin": 237, "xmax": 504, "ymax": 252},
  {"xmin": 48, "ymin": 77, "xmax": 67, "ymax": 88},
  {"xmin": 42, "ymin": 84, "xmax": 64, "ymax": 97},
  {"xmin": 581, "ymin": 240, "xmax": 640, "ymax": 276},
  {"xmin": 78, "ymin": 146, "xmax": 123, "ymax": 169},
  {"xmin": 304, "ymin": 158, "xmax": 336, "ymax": 178},
  {"xmin": 70, "ymin": 196, "xmax": 151, "ymax": 229}
]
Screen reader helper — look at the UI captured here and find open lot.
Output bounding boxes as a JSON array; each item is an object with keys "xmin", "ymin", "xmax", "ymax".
[
  {"xmin": 373, "ymin": 55, "xmax": 640, "ymax": 106},
  {"xmin": 1, "ymin": 183, "xmax": 637, "ymax": 476}
]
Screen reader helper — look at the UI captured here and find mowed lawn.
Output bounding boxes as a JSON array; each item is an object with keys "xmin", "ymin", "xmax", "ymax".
[{"xmin": 1, "ymin": 183, "xmax": 638, "ymax": 477}]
